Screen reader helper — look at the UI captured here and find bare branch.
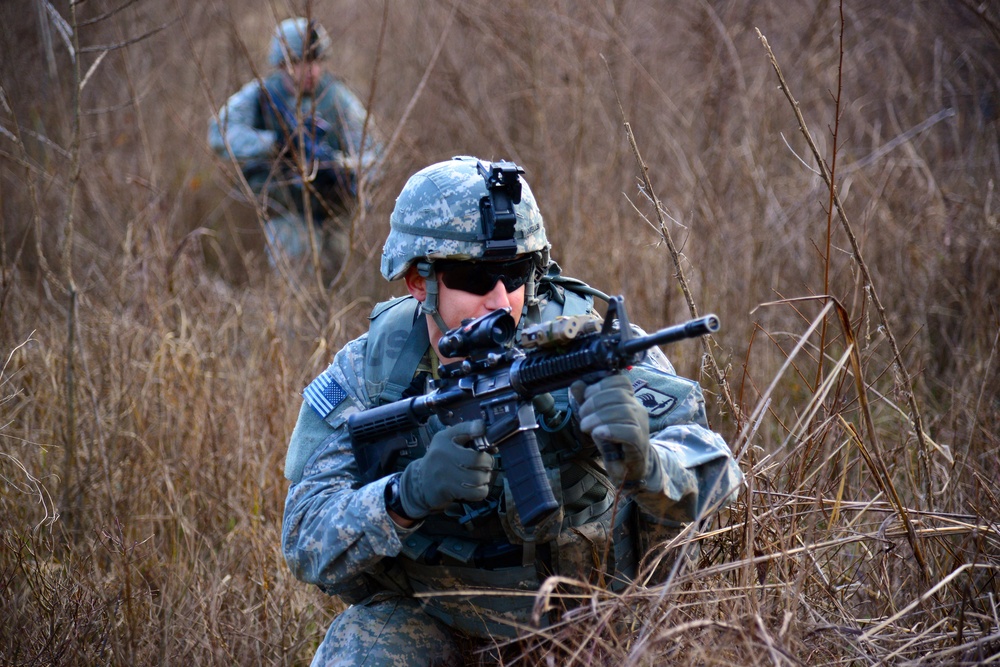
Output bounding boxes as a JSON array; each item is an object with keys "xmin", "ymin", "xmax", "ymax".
[
  {"xmin": 78, "ymin": 0, "xmax": 143, "ymax": 27},
  {"xmin": 78, "ymin": 19, "xmax": 176, "ymax": 54}
]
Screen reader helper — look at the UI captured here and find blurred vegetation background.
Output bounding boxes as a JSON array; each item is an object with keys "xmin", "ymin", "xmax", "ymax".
[{"xmin": 2, "ymin": 0, "xmax": 998, "ymax": 664}]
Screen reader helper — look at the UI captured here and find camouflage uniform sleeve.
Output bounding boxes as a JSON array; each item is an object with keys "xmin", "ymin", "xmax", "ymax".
[
  {"xmin": 281, "ymin": 337, "xmax": 413, "ymax": 593},
  {"xmin": 319, "ymin": 78, "xmax": 384, "ymax": 171},
  {"xmin": 207, "ymin": 80, "xmax": 278, "ymax": 161},
  {"xmin": 623, "ymin": 353, "xmax": 743, "ymax": 524}
]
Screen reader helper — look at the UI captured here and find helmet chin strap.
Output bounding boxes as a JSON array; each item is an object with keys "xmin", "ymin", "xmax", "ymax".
[
  {"xmin": 416, "ymin": 262, "xmax": 451, "ymax": 337},
  {"xmin": 524, "ymin": 253, "xmax": 546, "ymax": 309},
  {"xmin": 518, "ymin": 255, "xmax": 545, "ymax": 335}
]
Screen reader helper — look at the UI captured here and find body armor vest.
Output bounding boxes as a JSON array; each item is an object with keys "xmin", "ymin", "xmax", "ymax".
[
  {"xmin": 256, "ymin": 72, "xmax": 354, "ymax": 212},
  {"xmin": 342, "ymin": 278, "xmax": 641, "ymax": 638}
]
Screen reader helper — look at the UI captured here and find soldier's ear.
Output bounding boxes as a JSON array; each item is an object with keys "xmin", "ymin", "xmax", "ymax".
[{"xmin": 404, "ymin": 266, "xmax": 427, "ymax": 302}]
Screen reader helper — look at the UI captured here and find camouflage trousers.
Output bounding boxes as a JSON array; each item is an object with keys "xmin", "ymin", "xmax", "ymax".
[
  {"xmin": 263, "ymin": 213, "xmax": 348, "ymax": 269},
  {"xmin": 243, "ymin": 167, "xmax": 351, "ymax": 269},
  {"xmin": 311, "ymin": 593, "xmax": 464, "ymax": 667}
]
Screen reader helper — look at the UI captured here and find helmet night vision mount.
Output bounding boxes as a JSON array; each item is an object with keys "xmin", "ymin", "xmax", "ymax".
[{"xmin": 477, "ymin": 159, "xmax": 524, "ymax": 258}]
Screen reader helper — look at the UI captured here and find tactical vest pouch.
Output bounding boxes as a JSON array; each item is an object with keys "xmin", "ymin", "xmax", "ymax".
[
  {"xmin": 437, "ymin": 536, "xmax": 480, "ymax": 564},
  {"xmin": 499, "ymin": 467, "xmax": 564, "ymax": 546},
  {"xmin": 552, "ymin": 460, "xmax": 638, "ymax": 590},
  {"xmin": 555, "ymin": 514, "xmax": 610, "ymax": 584},
  {"xmin": 562, "ymin": 502, "xmax": 636, "ymax": 589},
  {"xmin": 399, "ymin": 531, "xmax": 437, "ymax": 562},
  {"xmin": 634, "ymin": 514, "xmax": 697, "ymax": 584},
  {"xmin": 400, "ymin": 560, "xmax": 539, "ymax": 639}
]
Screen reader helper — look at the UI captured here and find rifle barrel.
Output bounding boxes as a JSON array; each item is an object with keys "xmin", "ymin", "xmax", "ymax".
[{"xmin": 621, "ymin": 314, "xmax": 719, "ymax": 357}]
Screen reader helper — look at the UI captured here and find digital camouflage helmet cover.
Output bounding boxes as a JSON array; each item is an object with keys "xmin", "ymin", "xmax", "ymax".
[
  {"xmin": 268, "ymin": 17, "xmax": 332, "ymax": 67},
  {"xmin": 381, "ymin": 156, "xmax": 550, "ymax": 282}
]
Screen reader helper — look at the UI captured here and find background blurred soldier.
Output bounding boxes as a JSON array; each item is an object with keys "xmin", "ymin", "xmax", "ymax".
[
  {"xmin": 281, "ymin": 156, "xmax": 743, "ymax": 666},
  {"xmin": 208, "ymin": 17, "xmax": 383, "ymax": 265}
]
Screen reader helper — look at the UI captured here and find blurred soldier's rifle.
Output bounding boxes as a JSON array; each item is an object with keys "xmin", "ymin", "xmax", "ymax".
[{"xmin": 261, "ymin": 87, "xmax": 355, "ymax": 203}]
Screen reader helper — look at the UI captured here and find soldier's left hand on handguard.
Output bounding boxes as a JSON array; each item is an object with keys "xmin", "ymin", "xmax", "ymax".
[{"xmin": 571, "ymin": 374, "xmax": 656, "ymax": 488}]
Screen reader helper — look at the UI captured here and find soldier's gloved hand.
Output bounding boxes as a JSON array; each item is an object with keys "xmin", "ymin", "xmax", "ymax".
[
  {"xmin": 310, "ymin": 142, "xmax": 336, "ymax": 166},
  {"xmin": 571, "ymin": 375, "xmax": 657, "ymax": 488},
  {"xmin": 398, "ymin": 420, "xmax": 493, "ymax": 519}
]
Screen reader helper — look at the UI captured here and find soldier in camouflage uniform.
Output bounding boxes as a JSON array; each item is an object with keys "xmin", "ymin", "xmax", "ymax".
[
  {"xmin": 208, "ymin": 17, "xmax": 383, "ymax": 264},
  {"xmin": 282, "ymin": 156, "xmax": 743, "ymax": 666}
]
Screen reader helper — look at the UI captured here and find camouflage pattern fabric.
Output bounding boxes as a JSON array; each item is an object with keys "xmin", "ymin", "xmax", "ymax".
[
  {"xmin": 237, "ymin": 166, "xmax": 345, "ymax": 267},
  {"xmin": 282, "ymin": 286, "xmax": 744, "ymax": 660},
  {"xmin": 268, "ymin": 17, "xmax": 332, "ymax": 68},
  {"xmin": 261, "ymin": 213, "xmax": 348, "ymax": 269},
  {"xmin": 208, "ymin": 70, "xmax": 382, "ymax": 261},
  {"xmin": 208, "ymin": 71, "xmax": 378, "ymax": 167},
  {"xmin": 310, "ymin": 593, "xmax": 463, "ymax": 667},
  {"xmin": 380, "ymin": 156, "xmax": 551, "ymax": 281}
]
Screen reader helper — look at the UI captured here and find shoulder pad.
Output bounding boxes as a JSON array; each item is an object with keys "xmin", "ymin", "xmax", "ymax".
[
  {"xmin": 369, "ymin": 294, "xmax": 416, "ymax": 320},
  {"xmin": 537, "ymin": 278, "xmax": 595, "ymax": 321},
  {"xmin": 365, "ymin": 296, "xmax": 425, "ymax": 404}
]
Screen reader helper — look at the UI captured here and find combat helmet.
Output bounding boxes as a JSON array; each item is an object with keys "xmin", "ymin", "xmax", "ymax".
[
  {"xmin": 268, "ymin": 17, "xmax": 332, "ymax": 67},
  {"xmin": 381, "ymin": 155, "xmax": 551, "ymax": 332},
  {"xmin": 382, "ymin": 156, "xmax": 550, "ymax": 279}
]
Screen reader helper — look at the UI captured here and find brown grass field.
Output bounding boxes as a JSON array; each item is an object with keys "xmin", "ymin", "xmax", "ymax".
[{"xmin": 2, "ymin": 1, "xmax": 999, "ymax": 664}]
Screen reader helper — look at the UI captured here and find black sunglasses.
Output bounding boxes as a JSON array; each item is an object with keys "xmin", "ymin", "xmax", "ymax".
[{"xmin": 436, "ymin": 256, "xmax": 536, "ymax": 296}]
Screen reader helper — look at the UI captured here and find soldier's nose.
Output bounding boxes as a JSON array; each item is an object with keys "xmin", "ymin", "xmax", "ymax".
[{"xmin": 483, "ymin": 278, "xmax": 511, "ymax": 310}]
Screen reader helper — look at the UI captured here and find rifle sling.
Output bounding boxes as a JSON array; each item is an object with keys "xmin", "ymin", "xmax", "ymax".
[{"xmin": 379, "ymin": 312, "xmax": 429, "ymax": 405}]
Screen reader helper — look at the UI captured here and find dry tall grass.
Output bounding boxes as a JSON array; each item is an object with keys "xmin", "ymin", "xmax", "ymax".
[{"xmin": 2, "ymin": 1, "xmax": 998, "ymax": 665}]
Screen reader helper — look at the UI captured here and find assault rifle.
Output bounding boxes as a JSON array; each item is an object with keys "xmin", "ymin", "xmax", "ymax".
[
  {"xmin": 348, "ymin": 297, "xmax": 719, "ymax": 527},
  {"xmin": 264, "ymin": 91, "xmax": 354, "ymax": 200}
]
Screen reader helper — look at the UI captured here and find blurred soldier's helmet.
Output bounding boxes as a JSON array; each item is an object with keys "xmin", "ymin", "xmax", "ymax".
[
  {"xmin": 268, "ymin": 18, "xmax": 332, "ymax": 67},
  {"xmin": 381, "ymin": 156, "xmax": 550, "ymax": 282}
]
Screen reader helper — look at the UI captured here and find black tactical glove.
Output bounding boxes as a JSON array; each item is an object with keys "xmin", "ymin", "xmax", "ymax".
[
  {"xmin": 398, "ymin": 420, "xmax": 493, "ymax": 519},
  {"xmin": 571, "ymin": 374, "xmax": 658, "ymax": 488}
]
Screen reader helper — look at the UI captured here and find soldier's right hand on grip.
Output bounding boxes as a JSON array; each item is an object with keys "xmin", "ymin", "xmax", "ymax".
[{"xmin": 398, "ymin": 420, "xmax": 493, "ymax": 519}]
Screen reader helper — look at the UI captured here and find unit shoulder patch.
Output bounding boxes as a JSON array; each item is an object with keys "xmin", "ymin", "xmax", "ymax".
[{"xmin": 631, "ymin": 379, "xmax": 678, "ymax": 418}]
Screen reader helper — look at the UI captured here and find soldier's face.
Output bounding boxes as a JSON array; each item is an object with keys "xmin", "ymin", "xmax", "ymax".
[
  {"xmin": 404, "ymin": 263, "xmax": 527, "ymax": 362},
  {"xmin": 436, "ymin": 276, "xmax": 526, "ymax": 335},
  {"xmin": 288, "ymin": 60, "xmax": 321, "ymax": 94},
  {"xmin": 434, "ymin": 280, "xmax": 525, "ymax": 362}
]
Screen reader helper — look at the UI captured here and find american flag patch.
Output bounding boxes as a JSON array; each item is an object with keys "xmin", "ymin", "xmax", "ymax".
[{"xmin": 303, "ymin": 370, "xmax": 349, "ymax": 419}]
